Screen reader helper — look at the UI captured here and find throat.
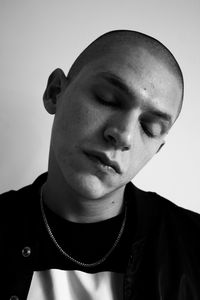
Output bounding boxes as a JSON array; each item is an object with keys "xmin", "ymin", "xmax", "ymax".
[{"xmin": 41, "ymin": 181, "xmax": 125, "ymax": 223}]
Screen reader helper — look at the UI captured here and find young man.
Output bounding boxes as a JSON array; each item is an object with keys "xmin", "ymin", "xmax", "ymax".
[{"xmin": 2, "ymin": 30, "xmax": 200, "ymax": 299}]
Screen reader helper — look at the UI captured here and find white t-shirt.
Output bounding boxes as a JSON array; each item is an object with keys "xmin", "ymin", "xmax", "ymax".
[{"xmin": 28, "ymin": 269, "xmax": 123, "ymax": 300}]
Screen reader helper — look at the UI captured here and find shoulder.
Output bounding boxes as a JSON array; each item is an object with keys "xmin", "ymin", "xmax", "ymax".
[
  {"xmin": 145, "ymin": 192, "xmax": 200, "ymax": 294},
  {"xmin": 126, "ymin": 181, "xmax": 200, "ymax": 240},
  {"xmin": 149, "ymin": 189, "xmax": 200, "ymax": 234},
  {"xmin": 140, "ymin": 186, "xmax": 200, "ymax": 266},
  {"xmin": 0, "ymin": 173, "xmax": 47, "ymax": 222},
  {"xmin": 0, "ymin": 185, "xmax": 33, "ymax": 219},
  {"xmin": 127, "ymin": 183, "xmax": 200, "ymax": 292},
  {"xmin": 1, "ymin": 173, "xmax": 48, "ymax": 259}
]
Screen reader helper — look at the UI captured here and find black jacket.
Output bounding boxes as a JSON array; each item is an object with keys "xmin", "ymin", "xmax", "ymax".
[{"xmin": 2, "ymin": 173, "xmax": 200, "ymax": 299}]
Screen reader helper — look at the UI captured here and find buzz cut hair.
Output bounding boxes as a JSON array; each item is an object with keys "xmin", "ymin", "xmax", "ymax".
[{"xmin": 67, "ymin": 30, "xmax": 184, "ymax": 119}]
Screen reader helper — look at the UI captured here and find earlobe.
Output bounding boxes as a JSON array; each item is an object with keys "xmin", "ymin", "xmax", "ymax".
[
  {"xmin": 156, "ymin": 141, "xmax": 165, "ymax": 153},
  {"xmin": 43, "ymin": 68, "xmax": 67, "ymax": 114}
]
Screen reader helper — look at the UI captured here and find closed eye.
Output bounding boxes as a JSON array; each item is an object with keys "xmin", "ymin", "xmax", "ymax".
[
  {"xmin": 141, "ymin": 122, "xmax": 162, "ymax": 138},
  {"xmin": 141, "ymin": 124, "xmax": 154, "ymax": 138},
  {"xmin": 95, "ymin": 93, "xmax": 119, "ymax": 107}
]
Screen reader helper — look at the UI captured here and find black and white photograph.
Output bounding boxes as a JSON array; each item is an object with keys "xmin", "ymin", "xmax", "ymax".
[{"xmin": 1, "ymin": 1, "xmax": 200, "ymax": 299}]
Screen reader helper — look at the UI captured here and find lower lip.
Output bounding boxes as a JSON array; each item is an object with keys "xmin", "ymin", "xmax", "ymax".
[{"xmin": 85, "ymin": 153, "xmax": 117, "ymax": 174}]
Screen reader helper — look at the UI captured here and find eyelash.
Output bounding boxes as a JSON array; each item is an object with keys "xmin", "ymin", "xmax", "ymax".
[
  {"xmin": 140, "ymin": 123, "xmax": 155, "ymax": 138},
  {"xmin": 95, "ymin": 94, "xmax": 160, "ymax": 139},
  {"xmin": 95, "ymin": 95, "xmax": 118, "ymax": 107}
]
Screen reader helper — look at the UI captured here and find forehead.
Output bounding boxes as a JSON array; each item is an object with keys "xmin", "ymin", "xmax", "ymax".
[{"xmin": 77, "ymin": 46, "xmax": 182, "ymax": 123}]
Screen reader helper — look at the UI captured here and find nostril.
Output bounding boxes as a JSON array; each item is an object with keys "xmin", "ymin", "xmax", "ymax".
[
  {"xmin": 122, "ymin": 145, "xmax": 130, "ymax": 151},
  {"xmin": 104, "ymin": 127, "xmax": 131, "ymax": 151},
  {"xmin": 104, "ymin": 127, "xmax": 118, "ymax": 144}
]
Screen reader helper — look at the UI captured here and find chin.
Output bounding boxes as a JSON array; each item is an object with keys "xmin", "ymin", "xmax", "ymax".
[{"xmin": 65, "ymin": 172, "xmax": 117, "ymax": 200}]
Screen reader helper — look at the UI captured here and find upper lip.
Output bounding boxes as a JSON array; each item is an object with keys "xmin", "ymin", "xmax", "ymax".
[{"xmin": 84, "ymin": 150, "xmax": 122, "ymax": 174}]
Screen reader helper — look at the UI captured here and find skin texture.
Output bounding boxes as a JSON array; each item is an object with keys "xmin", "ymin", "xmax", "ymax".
[{"xmin": 43, "ymin": 45, "xmax": 182, "ymax": 223}]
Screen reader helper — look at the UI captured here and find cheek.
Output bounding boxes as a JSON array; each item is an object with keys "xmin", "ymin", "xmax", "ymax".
[
  {"xmin": 127, "ymin": 141, "xmax": 160, "ymax": 177},
  {"xmin": 53, "ymin": 96, "xmax": 106, "ymax": 148}
]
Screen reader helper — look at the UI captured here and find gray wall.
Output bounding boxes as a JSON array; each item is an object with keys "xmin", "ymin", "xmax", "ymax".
[{"xmin": 0, "ymin": 0, "xmax": 200, "ymax": 212}]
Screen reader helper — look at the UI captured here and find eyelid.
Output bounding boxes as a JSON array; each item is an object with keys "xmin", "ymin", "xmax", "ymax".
[
  {"xmin": 94, "ymin": 92, "xmax": 119, "ymax": 107},
  {"xmin": 141, "ymin": 124, "xmax": 155, "ymax": 138},
  {"xmin": 141, "ymin": 122, "xmax": 163, "ymax": 138}
]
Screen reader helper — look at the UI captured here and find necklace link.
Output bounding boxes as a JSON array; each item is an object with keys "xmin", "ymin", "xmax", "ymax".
[{"xmin": 40, "ymin": 185, "xmax": 127, "ymax": 268}]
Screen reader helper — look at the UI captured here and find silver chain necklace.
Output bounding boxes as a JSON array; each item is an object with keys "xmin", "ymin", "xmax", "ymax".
[{"xmin": 40, "ymin": 185, "xmax": 127, "ymax": 268}]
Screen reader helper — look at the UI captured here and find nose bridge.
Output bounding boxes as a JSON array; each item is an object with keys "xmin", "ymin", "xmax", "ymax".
[
  {"xmin": 118, "ymin": 110, "xmax": 136, "ymax": 135},
  {"xmin": 118, "ymin": 111, "xmax": 136, "ymax": 147}
]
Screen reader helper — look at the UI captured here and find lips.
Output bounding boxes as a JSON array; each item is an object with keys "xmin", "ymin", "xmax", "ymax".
[{"xmin": 84, "ymin": 150, "xmax": 122, "ymax": 174}]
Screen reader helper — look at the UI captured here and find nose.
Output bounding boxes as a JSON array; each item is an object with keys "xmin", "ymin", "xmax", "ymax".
[{"xmin": 104, "ymin": 124, "xmax": 132, "ymax": 151}]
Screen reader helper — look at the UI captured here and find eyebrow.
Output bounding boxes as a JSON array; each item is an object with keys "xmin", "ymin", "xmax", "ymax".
[
  {"xmin": 97, "ymin": 71, "xmax": 173, "ymax": 126},
  {"xmin": 147, "ymin": 109, "xmax": 172, "ymax": 125}
]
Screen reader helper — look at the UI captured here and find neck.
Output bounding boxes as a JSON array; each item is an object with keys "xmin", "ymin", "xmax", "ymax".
[{"xmin": 43, "ymin": 154, "xmax": 125, "ymax": 223}]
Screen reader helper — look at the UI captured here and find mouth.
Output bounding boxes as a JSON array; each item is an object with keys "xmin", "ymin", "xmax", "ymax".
[{"xmin": 84, "ymin": 150, "xmax": 122, "ymax": 174}]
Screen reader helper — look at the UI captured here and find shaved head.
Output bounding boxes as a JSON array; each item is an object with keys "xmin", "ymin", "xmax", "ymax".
[
  {"xmin": 45, "ymin": 30, "xmax": 184, "ymax": 201},
  {"xmin": 67, "ymin": 30, "xmax": 184, "ymax": 119}
]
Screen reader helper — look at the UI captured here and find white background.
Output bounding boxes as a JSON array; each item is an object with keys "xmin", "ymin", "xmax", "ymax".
[{"xmin": 0, "ymin": 0, "xmax": 199, "ymax": 212}]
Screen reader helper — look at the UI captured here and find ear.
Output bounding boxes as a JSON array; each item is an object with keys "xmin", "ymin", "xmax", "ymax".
[
  {"xmin": 43, "ymin": 68, "xmax": 68, "ymax": 114},
  {"xmin": 156, "ymin": 141, "xmax": 165, "ymax": 154}
]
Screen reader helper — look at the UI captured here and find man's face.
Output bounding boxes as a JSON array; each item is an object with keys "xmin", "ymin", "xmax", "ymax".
[{"xmin": 50, "ymin": 46, "xmax": 181, "ymax": 200}]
